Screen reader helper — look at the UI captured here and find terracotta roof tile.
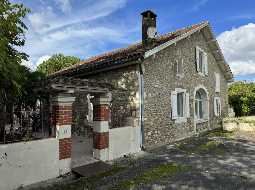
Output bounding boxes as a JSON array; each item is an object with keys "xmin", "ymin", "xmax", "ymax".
[{"xmin": 51, "ymin": 22, "xmax": 207, "ymax": 77}]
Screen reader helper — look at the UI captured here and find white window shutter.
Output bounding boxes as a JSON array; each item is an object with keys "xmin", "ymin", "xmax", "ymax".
[
  {"xmin": 214, "ymin": 97, "xmax": 221, "ymax": 116},
  {"xmin": 215, "ymin": 73, "xmax": 220, "ymax": 92},
  {"xmin": 195, "ymin": 46, "xmax": 200, "ymax": 72},
  {"xmin": 171, "ymin": 91, "xmax": 178, "ymax": 119},
  {"xmin": 185, "ymin": 92, "xmax": 190, "ymax": 118},
  {"xmin": 204, "ymin": 98, "xmax": 209, "ymax": 119},
  {"xmin": 219, "ymin": 100, "xmax": 222, "ymax": 115},
  {"xmin": 204, "ymin": 53, "xmax": 208, "ymax": 75}
]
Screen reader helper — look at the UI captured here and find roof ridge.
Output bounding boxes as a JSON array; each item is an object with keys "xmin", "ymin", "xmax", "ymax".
[
  {"xmin": 51, "ymin": 21, "xmax": 208, "ymax": 76},
  {"xmin": 156, "ymin": 20, "xmax": 208, "ymax": 38}
]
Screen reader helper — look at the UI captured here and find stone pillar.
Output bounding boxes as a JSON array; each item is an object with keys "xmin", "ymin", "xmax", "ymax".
[
  {"xmin": 93, "ymin": 95, "xmax": 110, "ymax": 161},
  {"xmin": 51, "ymin": 94, "xmax": 75, "ymax": 175}
]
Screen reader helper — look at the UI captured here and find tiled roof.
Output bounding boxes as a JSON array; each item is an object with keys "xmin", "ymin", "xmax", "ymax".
[{"xmin": 50, "ymin": 22, "xmax": 207, "ymax": 78}]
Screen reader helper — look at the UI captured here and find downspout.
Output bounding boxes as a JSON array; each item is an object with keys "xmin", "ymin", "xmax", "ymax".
[{"xmin": 138, "ymin": 61, "xmax": 145, "ymax": 150}]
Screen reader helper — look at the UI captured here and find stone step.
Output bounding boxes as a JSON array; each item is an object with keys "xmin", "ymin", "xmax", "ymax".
[{"xmin": 72, "ymin": 161, "xmax": 112, "ymax": 178}]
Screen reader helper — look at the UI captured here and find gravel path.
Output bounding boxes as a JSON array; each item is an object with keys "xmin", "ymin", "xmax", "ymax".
[{"xmin": 25, "ymin": 130, "xmax": 255, "ymax": 190}]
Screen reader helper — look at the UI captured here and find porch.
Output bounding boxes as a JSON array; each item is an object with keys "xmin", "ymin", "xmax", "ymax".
[{"xmin": 0, "ymin": 77, "xmax": 141, "ymax": 190}]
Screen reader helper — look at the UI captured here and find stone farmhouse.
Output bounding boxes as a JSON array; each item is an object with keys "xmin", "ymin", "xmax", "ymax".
[
  {"xmin": 49, "ymin": 10, "xmax": 233, "ymax": 165},
  {"xmin": 0, "ymin": 10, "xmax": 234, "ymax": 190}
]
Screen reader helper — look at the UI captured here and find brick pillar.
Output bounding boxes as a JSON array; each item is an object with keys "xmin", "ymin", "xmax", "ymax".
[
  {"xmin": 93, "ymin": 95, "xmax": 110, "ymax": 161},
  {"xmin": 51, "ymin": 94, "xmax": 75, "ymax": 175}
]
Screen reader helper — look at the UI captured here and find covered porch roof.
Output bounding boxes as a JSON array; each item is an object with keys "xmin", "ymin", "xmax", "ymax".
[{"xmin": 40, "ymin": 77, "xmax": 125, "ymax": 95}]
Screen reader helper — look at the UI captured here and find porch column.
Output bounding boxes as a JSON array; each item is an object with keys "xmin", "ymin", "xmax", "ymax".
[
  {"xmin": 93, "ymin": 95, "xmax": 111, "ymax": 161},
  {"xmin": 51, "ymin": 94, "xmax": 75, "ymax": 175}
]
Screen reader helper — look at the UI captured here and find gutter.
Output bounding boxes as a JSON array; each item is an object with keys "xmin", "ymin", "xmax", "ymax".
[{"xmin": 138, "ymin": 60, "xmax": 145, "ymax": 150}]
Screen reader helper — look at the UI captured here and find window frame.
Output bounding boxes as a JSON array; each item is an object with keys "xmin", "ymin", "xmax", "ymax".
[
  {"xmin": 194, "ymin": 86, "xmax": 209, "ymax": 123},
  {"xmin": 195, "ymin": 91, "xmax": 204, "ymax": 119},
  {"xmin": 214, "ymin": 97, "xmax": 221, "ymax": 116},
  {"xmin": 215, "ymin": 72, "xmax": 221, "ymax": 93},
  {"xmin": 196, "ymin": 46, "xmax": 208, "ymax": 76},
  {"xmin": 177, "ymin": 91, "xmax": 184, "ymax": 117},
  {"xmin": 175, "ymin": 58, "xmax": 184, "ymax": 78},
  {"xmin": 171, "ymin": 88, "xmax": 190, "ymax": 123}
]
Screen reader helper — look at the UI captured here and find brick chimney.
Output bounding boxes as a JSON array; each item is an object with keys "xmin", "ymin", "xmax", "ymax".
[{"xmin": 141, "ymin": 10, "xmax": 157, "ymax": 48}]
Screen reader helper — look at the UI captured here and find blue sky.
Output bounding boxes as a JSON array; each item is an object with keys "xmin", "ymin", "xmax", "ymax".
[{"xmin": 11, "ymin": 0, "xmax": 255, "ymax": 81}]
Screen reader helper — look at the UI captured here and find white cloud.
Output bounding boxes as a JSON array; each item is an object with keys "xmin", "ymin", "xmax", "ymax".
[
  {"xmin": 21, "ymin": 59, "xmax": 33, "ymax": 69},
  {"xmin": 21, "ymin": 55, "xmax": 51, "ymax": 70},
  {"xmin": 217, "ymin": 23, "xmax": 255, "ymax": 76},
  {"xmin": 55, "ymin": 0, "xmax": 72, "ymax": 13},
  {"xmin": 27, "ymin": 6, "xmax": 56, "ymax": 32},
  {"xmin": 46, "ymin": 27, "xmax": 127, "ymax": 42},
  {"xmin": 35, "ymin": 55, "xmax": 51, "ymax": 67},
  {"xmin": 22, "ymin": 0, "xmax": 131, "ymax": 69},
  {"xmin": 27, "ymin": 0, "xmax": 128, "ymax": 33}
]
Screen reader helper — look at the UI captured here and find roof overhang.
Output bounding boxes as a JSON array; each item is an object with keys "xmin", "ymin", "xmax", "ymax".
[
  {"xmin": 50, "ymin": 52, "xmax": 143, "ymax": 78},
  {"xmin": 42, "ymin": 77, "xmax": 127, "ymax": 95},
  {"xmin": 203, "ymin": 25, "xmax": 234, "ymax": 82}
]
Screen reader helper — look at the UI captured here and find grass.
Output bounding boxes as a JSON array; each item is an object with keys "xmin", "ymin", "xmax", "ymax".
[
  {"xmin": 176, "ymin": 129, "xmax": 230, "ymax": 155},
  {"xmin": 224, "ymin": 116, "xmax": 255, "ymax": 125},
  {"xmin": 196, "ymin": 141, "xmax": 225, "ymax": 155},
  {"xmin": 176, "ymin": 140, "xmax": 226, "ymax": 155},
  {"xmin": 205, "ymin": 129, "xmax": 234, "ymax": 138},
  {"xmin": 111, "ymin": 163, "xmax": 191, "ymax": 190}
]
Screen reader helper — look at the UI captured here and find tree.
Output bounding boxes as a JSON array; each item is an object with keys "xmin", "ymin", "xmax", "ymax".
[
  {"xmin": 37, "ymin": 54, "xmax": 80, "ymax": 75},
  {"xmin": 16, "ymin": 66, "xmax": 46, "ymax": 108},
  {"xmin": 0, "ymin": 0, "xmax": 31, "ymax": 141},
  {"xmin": 228, "ymin": 82, "xmax": 255, "ymax": 116},
  {"xmin": 0, "ymin": 0, "xmax": 30, "ymax": 106}
]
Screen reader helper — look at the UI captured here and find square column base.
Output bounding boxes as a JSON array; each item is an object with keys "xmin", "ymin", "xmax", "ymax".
[{"xmin": 93, "ymin": 148, "xmax": 109, "ymax": 161}]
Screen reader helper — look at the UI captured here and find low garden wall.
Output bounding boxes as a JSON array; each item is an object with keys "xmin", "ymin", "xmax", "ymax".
[
  {"xmin": 109, "ymin": 126, "xmax": 141, "ymax": 160},
  {"xmin": 223, "ymin": 117, "xmax": 255, "ymax": 132},
  {"xmin": 0, "ymin": 138, "xmax": 61, "ymax": 190}
]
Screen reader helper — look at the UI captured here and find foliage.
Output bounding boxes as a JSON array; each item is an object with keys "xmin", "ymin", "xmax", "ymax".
[
  {"xmin": 0, "ymin": 0, "xmax": 30, "ymax": 105},
  {"xmin": 17, "ymin": 67, "xmax": 46, "ymax": 108},
  {"xmin": 37, "ymin": 54, "xmax": 80, "ymax": 75},
  {"xmin": 228, "ymin": 82, "xmax": 255, "ymax": 116},
  {"xmin": 176, "ymin": 138, "xmax": 227, "ymax": 155},
  {"xmin": 205, "ymin": 128, "xmax": 234, "ymax": 138},
  {"xmin": 112, "ymin": 163, "xmax": 191, "ymax": 189}
]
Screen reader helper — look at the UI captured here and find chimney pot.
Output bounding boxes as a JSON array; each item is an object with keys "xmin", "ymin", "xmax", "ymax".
[{"xmin": 141, "ymin": 10, "xmax": 157, "ymax": 48}]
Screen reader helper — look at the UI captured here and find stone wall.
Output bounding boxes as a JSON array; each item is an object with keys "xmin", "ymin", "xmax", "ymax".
[
  {"xmin": 143, "ymin": 31, "xmax": 229, "ymax": 147},
  {"xmin": 85, "ymin": 65, "xmax": 140, "ymax": 129}
]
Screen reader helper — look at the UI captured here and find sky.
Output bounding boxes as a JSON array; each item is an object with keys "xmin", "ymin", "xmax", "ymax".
[{"xmin": 11, "ymin": 0, "xmax": 255, "ymax": 81}]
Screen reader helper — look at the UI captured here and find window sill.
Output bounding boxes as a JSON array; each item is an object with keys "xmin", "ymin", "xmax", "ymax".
[
  {"xmin": 198, "ymin": 72, "xmax": 207, "ymax": 77},
  {"xmin": 195, "ymin": 119, "xmax": 208, "ymax": 124},
  {"xmin": 174, "ymin": 117, "xmax": 187, "ymax": 124}
]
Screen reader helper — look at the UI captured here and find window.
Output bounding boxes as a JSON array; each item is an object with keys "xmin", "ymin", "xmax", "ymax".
[
  {"xmin": 177, "ymin": 92, "xmax": 184, "ymax": 117},
  {"xmin": 171, "ymin": 88, "xmax": 190, "ymax": 123},
  {"xmin": 215, "ymin": 73, "xmax": 220, "ymax": 92},
  {"xmin": 194, "ymin": 88, "xmax": 208, "ymax": 121},
  {"xmin": 174, "ymin": 59, "xmax": 183, "ymax": 77},
  {"xmin": 196, "ymin": 46, "xmax": 208, "ymax": 76},
  {"xmin": 214, "ymin": 97, "xmax": 221, "ymax": 116},
  {"xmin": 195, "ymin": 91, "xmax": 203, "ymax": 119}
]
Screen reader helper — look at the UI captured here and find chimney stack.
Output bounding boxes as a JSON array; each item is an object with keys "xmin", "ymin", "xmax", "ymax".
[{"xmin": 141, "ymin": 10, "xmax": 157, "ymax": 48}]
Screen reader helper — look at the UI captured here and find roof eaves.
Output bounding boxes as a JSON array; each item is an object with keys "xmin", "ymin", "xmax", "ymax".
[
  {"xmin": 205, "ymin": 24, "xmax": 234, "ymax": 81},
  {"xmin": 49, "ymin": 51, "xmax": 144, "ymax": 78}
]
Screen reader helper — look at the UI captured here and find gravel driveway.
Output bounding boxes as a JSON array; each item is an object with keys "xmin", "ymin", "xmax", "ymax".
[{"xmin": 26, "ymin": 129, "xmax": 255, "ymax": 190}]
